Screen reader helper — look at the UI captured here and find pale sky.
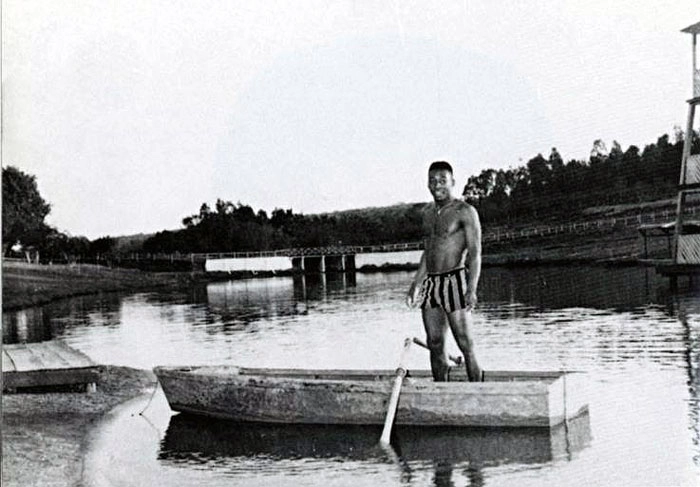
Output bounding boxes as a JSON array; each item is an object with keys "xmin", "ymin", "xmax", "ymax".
[{"xmin": 3, "ymin": 1, "xmax": 699, "ymax": 239}]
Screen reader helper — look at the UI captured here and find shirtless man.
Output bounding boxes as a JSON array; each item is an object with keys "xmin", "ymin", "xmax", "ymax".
[{"xmin": 406, "ymin": 161, "xmax": 483, "ymax": 382}]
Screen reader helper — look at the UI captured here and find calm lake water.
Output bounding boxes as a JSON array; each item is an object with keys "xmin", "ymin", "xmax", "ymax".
[{"xmin": 4, "ymin": 266, "xmax": 700, "ymax": 486}]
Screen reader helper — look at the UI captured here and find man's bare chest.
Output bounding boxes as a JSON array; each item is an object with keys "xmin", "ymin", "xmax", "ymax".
[{"xmin": 424, "ymin": 209, "xmax": 463, "ymax": 239}]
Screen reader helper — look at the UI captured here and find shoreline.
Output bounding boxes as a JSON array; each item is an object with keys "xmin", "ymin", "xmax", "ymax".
[
  {"xmin": 2, "ymin": 366, "xmax": 154, "ymax": 487},
  {"xmin": 3, "ymin": 246, "xmax": 652, "ymax": 313}
]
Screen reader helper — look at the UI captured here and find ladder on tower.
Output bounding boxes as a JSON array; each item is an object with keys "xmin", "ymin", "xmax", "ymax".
[
  {"xmin": 673, "ymin": 22, "xmax": 700, "ymax": 267},
  {"xmin": 674, "ymin": 98, "xmax": 700, "ymax": 264}
]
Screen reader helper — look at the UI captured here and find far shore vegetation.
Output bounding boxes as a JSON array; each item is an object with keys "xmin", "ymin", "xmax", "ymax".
[{"xmin": 3, "ymin": 130, "xmax": 696, "ymax": 265}]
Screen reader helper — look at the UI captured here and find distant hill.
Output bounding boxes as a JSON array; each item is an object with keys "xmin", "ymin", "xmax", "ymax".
[
  {"xmin": 111, "ymin": 233, "xmax": 156, "ymax": 253},
  {"xmin": 316, "ymin": 202, "xmax": 428, "ymax": 219}
]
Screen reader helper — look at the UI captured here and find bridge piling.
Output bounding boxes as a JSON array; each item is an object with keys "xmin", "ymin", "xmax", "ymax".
[{"xmin": 324, "ymin": 255, "xmax": 344, "ymax": 272}]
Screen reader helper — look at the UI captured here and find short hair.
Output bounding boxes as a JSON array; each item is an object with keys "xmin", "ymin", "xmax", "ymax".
[{"xmin": 428, "ymin": 161, "xmax": 453, "ymax": 174}]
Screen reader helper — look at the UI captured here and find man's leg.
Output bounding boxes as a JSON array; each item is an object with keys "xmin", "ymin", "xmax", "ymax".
[
  {"xmin": 446, "ymin": 309, "xmax": 482, "ymax": 382},
  {"xmin": 422, "ymin": 306, "xmax": 449, "ymax": 381}
]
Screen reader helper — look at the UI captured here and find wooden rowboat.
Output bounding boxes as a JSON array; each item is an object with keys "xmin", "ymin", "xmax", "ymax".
[{"xmin": 154, "ymin": 366, "xmax": 588, "ymax": 428}]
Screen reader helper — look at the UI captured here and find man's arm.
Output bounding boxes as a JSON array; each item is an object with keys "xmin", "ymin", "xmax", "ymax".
[
  {"xmin": 406, "ymin": 249, "xmax": 428, "ymax": 307},
  {"xmin": 407, "ymin": 207, "xmax": 431, "ymax": 307},
  {"xmin": 464, "ymin": 205, "xmax": 482, "ymax": 310}
]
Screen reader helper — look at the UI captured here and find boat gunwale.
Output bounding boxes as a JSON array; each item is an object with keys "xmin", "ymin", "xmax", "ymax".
[
  {"xmin": 153, "ymin": 366, "xmax": 579, "ymax": 396},
  {"xmin": 154, "ymin": 365, "xmax": 576, "ymax": 381}
]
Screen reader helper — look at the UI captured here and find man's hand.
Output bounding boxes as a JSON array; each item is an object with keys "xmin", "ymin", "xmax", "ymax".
[
  {"xmin": 466, "ymin": 290, "xmax": 478, "ymax": 311},
  {"xmin": 406, "ymin": 282, "xmax": 422, "ymax": 308}
]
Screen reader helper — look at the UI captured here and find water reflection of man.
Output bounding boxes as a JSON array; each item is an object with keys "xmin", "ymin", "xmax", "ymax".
[{"xmin": 406, "ymin": 161, "xmax": 483, "ymax": 382}]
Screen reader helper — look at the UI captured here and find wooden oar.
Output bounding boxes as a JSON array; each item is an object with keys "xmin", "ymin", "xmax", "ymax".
[
  {"xmin": 379, "ymin": 337, "xmax": 413, "ymax": 445},
  {"xmin": 412, "ymin": 337, "xmax": 463, "ymax": 366}
]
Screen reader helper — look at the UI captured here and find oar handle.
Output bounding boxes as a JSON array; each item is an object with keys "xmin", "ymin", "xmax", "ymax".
[
  {"xmin": 395, "ymin": 337, "xmax": 412, "ymax": 375},
  {"xmin": 379, "ymin": 338, "xmax": 412, "ymax": 445},
  {"xmin": 412, "ymin": 337, "xmax": 463, "ymax": 366}
]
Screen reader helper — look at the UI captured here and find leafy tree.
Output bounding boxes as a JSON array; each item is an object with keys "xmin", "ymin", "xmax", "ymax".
[
  {"xmin": 40, "ymin": 231, "xmax": 90, "ymax": 262},
  {"xmin": 2, "ymin": 166, "xmax": 52, "ymax": 254},
  {"xmin": 548, "ymin": 148, "xmax": 564, "ymax": 174},
  {"xmin": 526, "ymin": 153, "xmax": 550, "ymax": 194},
  {"xmin": 90, "ymin": 236, "xmax": 116, "ymax": 256},
  {"xmin": 589, "ymin": 139, "xmax": 608, "ymax": 166}
]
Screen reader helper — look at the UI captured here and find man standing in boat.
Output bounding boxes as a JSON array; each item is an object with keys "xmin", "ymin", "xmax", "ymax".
[{"xmin": 406, "ymin": 161, "xmax": 483, "ymax": 382}]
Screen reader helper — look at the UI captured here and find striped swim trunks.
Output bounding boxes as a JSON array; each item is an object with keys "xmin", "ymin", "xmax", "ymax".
[{"xmin": 420, "ymin": 267, "xmax": 470, "ymax": 313}]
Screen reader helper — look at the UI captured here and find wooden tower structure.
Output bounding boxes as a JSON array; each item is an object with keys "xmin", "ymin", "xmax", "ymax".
[{"xmin": 673, "ymin": 22, "xmax": 700, "ymax": 269}]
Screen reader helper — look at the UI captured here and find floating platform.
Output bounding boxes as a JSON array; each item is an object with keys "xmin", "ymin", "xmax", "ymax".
[
  {"xmin": 656, "ymin": 262, "xmax": 700, "ymax": 276},
  {"xmin": 642, "ymin": 258, "xmax": 700, "ymax": 278},
  {"xmin": 2, "ymin": 341, "xmax": 99, "ymax": 391}
]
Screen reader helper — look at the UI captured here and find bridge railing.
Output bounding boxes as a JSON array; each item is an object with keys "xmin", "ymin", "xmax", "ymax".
[
  {"xmin": 180, "ymin": 241, "xmax": 426, "ymax": 260},
  {"xmin": 484, "ymin": 207, "xmax": 692, "ymax": 243},
  {"xmin": 195, "ymin": 250, "xmax": 291, "ymax": 260}
]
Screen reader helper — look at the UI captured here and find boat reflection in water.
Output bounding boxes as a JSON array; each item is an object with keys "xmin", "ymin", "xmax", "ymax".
[{"xmin": 159, "ymin": 411, "xmax": 591, "ymax": 479}]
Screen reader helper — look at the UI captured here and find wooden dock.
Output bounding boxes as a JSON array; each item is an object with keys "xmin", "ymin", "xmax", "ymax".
[
  {"xmin": 651, "ymin": 259, "xmax": 700, "ymax": 275},
  {"xmin": 2, "ymin": 341, "xmax": 99, "ymax": 391}
]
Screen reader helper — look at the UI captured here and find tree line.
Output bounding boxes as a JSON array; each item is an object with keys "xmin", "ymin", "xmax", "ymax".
[
  {"xmin": 464, "ymin": 131, "xmax": 695, "ymax": 224},
  {"xmin": 142, "ymin": 201, "xmax": 426, "ymax": 254},
  {"xmin": 3, "ymin": 128, "xmax": 696, "ymax": 261}
]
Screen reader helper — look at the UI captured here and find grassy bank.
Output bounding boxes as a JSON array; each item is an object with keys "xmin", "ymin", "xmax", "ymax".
[
  {"xmin": 1, "ymin": 261, "xmax": 202, "ymax": 311},
  {"xmin": 2, "ymin": 366, "xmax": 154, "ymax": 487},
  {"xmin": 360, "ymin": 222, "xmax": 654, "ymax": 269},
  {"xmin": 483, "ymin": 227, "xmax": 650, "ymax": 265}
]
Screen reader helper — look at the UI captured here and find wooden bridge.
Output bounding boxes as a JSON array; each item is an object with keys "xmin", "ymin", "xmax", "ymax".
[
  {"xmin": 193, "ymin": 241, "xmax": 424, "ymax": 260},
  {"xmin": 192, "ymin": 242, "xmax": 424, "ymax": 273}
]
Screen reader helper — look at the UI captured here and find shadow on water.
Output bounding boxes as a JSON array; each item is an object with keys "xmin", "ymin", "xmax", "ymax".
[
  {"xmin": 204, "ymin": 273, "xmax": 356, "ymax": 327},
  {"xmin": 2, "ymin": 292, "xmax": 124, "ymax": 344},
  {"xmin": 1, "ymin": 284, "xmax": 216, "ymax": 345},
  {"xmin": 479, "ymin": 265, "xmax": 694, "ymax": 313},
  {"xmin": 158, "ymin": 412, "xmax": 591, "ymax": 484},
  {"xmin": 2, "ymin": 272, "xmax": 361, "ymax": 346},
  {"xmin": 677, "ymin": 293, "xmax": 700, "ymax": 467}
]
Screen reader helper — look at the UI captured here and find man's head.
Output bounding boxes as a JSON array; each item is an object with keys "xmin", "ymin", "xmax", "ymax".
[{"xmin": 428, "ymin": 161, "xmax": 455, "ymax": 203}]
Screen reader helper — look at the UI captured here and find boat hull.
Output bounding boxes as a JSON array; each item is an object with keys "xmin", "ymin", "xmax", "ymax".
[{"xmin": 154, "ymin": 366, "xmax": 588, "ymax": 428}]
